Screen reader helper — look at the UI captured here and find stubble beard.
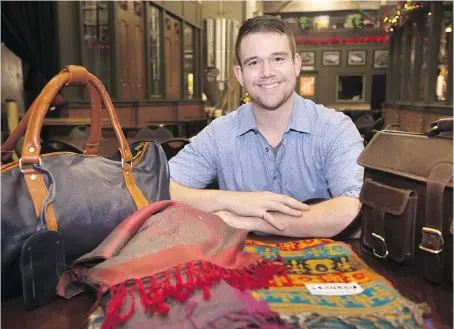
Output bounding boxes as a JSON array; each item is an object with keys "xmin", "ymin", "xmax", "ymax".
[{"xmin": 249, "ymin": 87, "xmax": 294, "ymax": 112}]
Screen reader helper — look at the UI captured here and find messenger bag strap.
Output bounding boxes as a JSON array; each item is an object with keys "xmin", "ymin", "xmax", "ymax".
[
  {"xmin": 371, "ymin": 207, "xmax": 388, "ymax": 259},
  {"xmin": 419, "ymin": 162, "xmax": 453, "ymax": 283}
]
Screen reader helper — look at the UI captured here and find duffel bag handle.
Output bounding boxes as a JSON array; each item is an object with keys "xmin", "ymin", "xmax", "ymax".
[
  {"xmin": 425, "ymin": 117, "xmax": 453, "ymax": 137},
  {"xmin": 1, "ymin": 73, "xmax": 103, "ymax": 162},
  {"xmin": 19, "ymin": 65, "xmax": 133, "ymax": 165}
]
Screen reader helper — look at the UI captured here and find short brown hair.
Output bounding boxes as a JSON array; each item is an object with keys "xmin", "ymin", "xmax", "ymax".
[{"xmin": 235, "ymin": 15, "xmax": 296, "ymax": 66}]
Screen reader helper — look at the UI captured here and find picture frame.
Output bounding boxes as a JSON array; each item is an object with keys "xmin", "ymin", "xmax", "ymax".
[
  {"xmin": 336, "ymin": 74, "xmax": 365, "ymax": 102},
  {"xmin": 300, "ymin": 51, "xmax": 315, "ymax": 66},
  {"xmin": 347, "ymin": 50, "xmax": 366, "ymax": 66},
  {"xmin": 322, "ymin": 51, "xmax": 341, "ymax": 66},
  {"xmin": 373, "ymin": 50, "xmax": 389, "ymax": 68},
  {"xmin": 299, "ymin": 75, "xmax": 316, "ymax": 97}
]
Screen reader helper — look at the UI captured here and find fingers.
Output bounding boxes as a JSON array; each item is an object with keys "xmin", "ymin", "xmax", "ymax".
[
  {"xmin": 278, "ymin": 195, "xmax": 310, "ymax": 211},
  {"xmin": 271, "ymin": 202, "xmax": 303, "ymax": 217},
  {"xmin": 263, "ymin": 212, "xmax": 285, "ymax": 231}
]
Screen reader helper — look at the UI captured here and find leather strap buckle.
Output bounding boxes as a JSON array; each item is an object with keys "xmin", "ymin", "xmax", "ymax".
[
  {"xmin": 419, "ymin": 227, "xmax": 444, "ymax": 254},
  {"xmin": 372, "ymin": 232, "xmax": 388, "ymax": 259},
  {"xmin": 19, "ymin": 157, "xmax": 43, "ymax": 173},
  {"xmin": 121, "ymin": 157, "xmax": 133, "ymax": 169}
]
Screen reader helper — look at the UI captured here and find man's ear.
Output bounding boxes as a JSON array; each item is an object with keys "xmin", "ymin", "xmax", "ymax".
[
  {"xmin": 293, "ymin": 52, "xmax": 302, "ymax": 77},
  {"xmin": 233, "ymin": 65, "xmax": 244, "ymax": 87}
]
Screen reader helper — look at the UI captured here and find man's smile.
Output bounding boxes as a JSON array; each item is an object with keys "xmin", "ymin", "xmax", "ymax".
[{"xmin": 259, "ymin": 82, "xmax": 281, "ymax": 89}]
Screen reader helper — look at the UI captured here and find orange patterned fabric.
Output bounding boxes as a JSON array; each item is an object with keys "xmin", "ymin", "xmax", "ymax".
[{"xmin": 243, "ymin": 239, "xmax": 428, "ymax": 329}]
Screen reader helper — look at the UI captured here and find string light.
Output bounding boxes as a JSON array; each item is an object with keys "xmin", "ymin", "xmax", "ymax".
[{"xmin": 384, "ymin": 1, "xmax": 427, "ymax": 34}]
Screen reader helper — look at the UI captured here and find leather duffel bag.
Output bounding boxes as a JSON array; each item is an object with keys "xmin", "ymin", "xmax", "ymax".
[
  {"xmin": 357, "ymin": 118, "xmax": 453, "ymax": 284},
  {"xmin": 1, "ymin": 66, "xmax": 170, "ymax": 307}
]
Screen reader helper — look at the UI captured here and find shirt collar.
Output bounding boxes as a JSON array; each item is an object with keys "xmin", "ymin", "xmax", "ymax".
[
  {"xmin": 286, "ymin": 93, "xmax": 311, "ymax": 134},
  {"xmin": 237, "ymin": 93, "xmax": 311, "ymax": 137}
]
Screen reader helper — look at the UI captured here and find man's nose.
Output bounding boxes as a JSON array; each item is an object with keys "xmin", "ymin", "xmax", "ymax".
[{"xmin": 260, "ymin": 60, "xmax": 274, "ymax": 77}]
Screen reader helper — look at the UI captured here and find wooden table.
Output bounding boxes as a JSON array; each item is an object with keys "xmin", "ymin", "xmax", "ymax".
[{"xmin": 2, "ymin": 239, "xmax": 452, "ymax": 329}]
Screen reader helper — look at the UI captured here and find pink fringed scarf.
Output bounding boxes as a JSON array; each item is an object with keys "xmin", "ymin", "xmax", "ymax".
[{"xmin": 57, "ymin": 201, "xmax": 288, "ymax": 329}]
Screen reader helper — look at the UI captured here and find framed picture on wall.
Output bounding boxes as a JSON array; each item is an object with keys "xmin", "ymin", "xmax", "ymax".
[
  {"xmin": 347, "ymin": 50, "xmax": 366, "ymax": 66},
  {"xmin": 300, "ymin": 51, "xmax": 315, "ymax": 66},
  {"xmin": 299, "ymin": 75, "xmax": 316, "ymax": 97},
  {"xmin": 322, "ymin": 51, "xmax": 341, "ymax": 66},
  {"xmin": 373, "ymin": 50, "xmax": 389, "ymax": 68}
]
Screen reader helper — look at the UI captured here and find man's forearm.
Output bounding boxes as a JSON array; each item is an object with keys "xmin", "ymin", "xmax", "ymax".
[
  {"xmin": 226, "ymin": 196, "xmax": 361, "ymax": 238},
  {"xmin": 170, "ymin": 181, "xmax": 232, "ymax": 213}
]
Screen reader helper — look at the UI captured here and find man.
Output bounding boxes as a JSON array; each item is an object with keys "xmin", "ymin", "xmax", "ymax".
[{"xmin": 169, "ymin": 15, "xmax": 364, "ymax": 238}]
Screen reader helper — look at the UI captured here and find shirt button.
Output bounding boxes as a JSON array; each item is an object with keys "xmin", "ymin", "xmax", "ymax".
[
  {"xmin": 273, "ymin": 176, "xmax": 277, "ymax": 180},
  {"xmin": 265, "ymin": 148, "xmax": 269, "ymax": 152}
]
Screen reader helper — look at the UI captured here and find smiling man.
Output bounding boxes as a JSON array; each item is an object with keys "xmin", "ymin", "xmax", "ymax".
[{"xmin": 168, "ymin": 15, "xmax": 364, "ymax": 238}]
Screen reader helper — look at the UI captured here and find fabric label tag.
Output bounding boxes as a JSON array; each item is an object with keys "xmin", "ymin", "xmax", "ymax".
[{"xmin": 305, "ymin": 282, "xmax": 364, "ymax": 296}]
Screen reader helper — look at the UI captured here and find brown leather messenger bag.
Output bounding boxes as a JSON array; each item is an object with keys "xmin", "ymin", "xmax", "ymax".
[{"xmin": 357, "ymin": 118, "xmax": 453, "ymax": 284}]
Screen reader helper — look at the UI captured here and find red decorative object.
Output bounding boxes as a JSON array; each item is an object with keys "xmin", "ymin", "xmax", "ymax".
[{"xmin": 296, "ymin": 36, "xmax": 389, "ymax": 45}]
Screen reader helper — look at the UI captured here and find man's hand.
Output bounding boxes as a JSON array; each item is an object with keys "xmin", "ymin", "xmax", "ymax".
[
  {"xmin": 221, "ymin": 191, "xmax": 309, "ymax": 231},
  {"xmin": 170, "ymin": 181, "xmax": 309, "ymax": 231},
  {"xmin": 213, "ymin": 210, "xmax": 260, "ymax": 231}
]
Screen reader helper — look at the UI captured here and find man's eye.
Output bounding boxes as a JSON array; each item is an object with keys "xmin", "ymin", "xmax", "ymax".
[
  {"xmin": 248, "ymin": 61, "xmax": 258, "ymax": 67},
  {"xmin": 273, "ymin": 57, "xmax": 284, "ymax": 62}
]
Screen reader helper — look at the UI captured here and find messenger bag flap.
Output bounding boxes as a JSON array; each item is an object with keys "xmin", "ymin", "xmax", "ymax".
[
  {"xmin": 360, "ymin": 178, "xmax": 413, "ymax": 216},
  {"xmin": 357, "ymin": 130, "xmax": 453, "ymax": 188}
]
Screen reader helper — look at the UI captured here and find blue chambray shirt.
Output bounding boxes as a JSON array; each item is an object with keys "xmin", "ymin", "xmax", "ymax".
[{"xmin": 169, "ymin": 93, "xmax": 364, "ymax": 202}]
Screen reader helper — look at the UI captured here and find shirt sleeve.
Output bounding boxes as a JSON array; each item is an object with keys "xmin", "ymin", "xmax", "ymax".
[
  {"xmin": 323, "ymin": 114, "xmax": 364, "ymax": 199},
  {"xmin": 168, "ymin": 124, "xmax": 218, "ymax": 189}
]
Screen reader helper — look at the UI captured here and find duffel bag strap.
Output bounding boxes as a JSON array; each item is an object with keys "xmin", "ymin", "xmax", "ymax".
[{"xmin": 419, "ymin": 162, "xmax": 453, "ymax": 283}]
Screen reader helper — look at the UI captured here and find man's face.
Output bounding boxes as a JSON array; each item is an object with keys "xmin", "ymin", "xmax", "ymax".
[{"xmin": 234, "ymin": 32, "xmax": 301, "ymax": 111}]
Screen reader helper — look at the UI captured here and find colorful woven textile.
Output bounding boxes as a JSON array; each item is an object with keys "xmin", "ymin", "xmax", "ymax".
[
  {"xmin": 56, "ymin": 201, "xmax": 288, "ymax": 329},
  {"xmin": 244, "ymin": 239, "xmax": 429, "ymax": 329}
]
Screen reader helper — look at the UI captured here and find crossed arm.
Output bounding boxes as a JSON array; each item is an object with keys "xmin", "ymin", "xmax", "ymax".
[
  {"xmin": 171, "ymin": 181, "xmax": 362, "ymax": 238},
  {"xmin": 213, "ymin": 196, "xmax": 362, "ymax": 238}
]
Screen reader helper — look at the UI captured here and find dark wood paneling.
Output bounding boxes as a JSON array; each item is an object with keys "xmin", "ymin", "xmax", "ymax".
[
  {"xmin": 177, "ymin": 104, "xmax": 204, "ymax": 120},
  {"xmin": 117, "ymin": 14, "xmax": 131, "ymax": 99},
  {"xmin": 383, "ymin": 106, "xmax": 452, "ymax": 133},
  {"xmin": 164, "ymin": 14, "xmax": 182, "ymax": 101},
  {"xmin": 116, "ymin": 0, "xmax": 145, "ymax": 100},
  {"xmin": 137, "ymin": 105, "xmax": 175, "ymax": 123},
  {"xmin": 56, "ymin": 1, "xmax": 83, "ymax": 101},
  {"xmin": 59, "ymin": 101, "xmax": 205, "ymax": 129},
  {"xmin": 61, "ymin": 107, "xmax": 135, "ymax": 128}
]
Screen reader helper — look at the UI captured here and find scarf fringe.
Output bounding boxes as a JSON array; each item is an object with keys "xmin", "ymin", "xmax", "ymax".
[{"xmin": 97, "ymin": 255, "xmax": 287, "ymax": 329}]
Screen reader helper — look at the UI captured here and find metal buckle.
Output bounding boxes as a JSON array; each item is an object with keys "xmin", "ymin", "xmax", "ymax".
[
  {"xmin": 419, "ymin": 227, "xmax": 443, "ymax": 254},
  {"xmin": 121, "ymin": 158, "xmax": 133, "ymax": 169},
  {"xmin": 19, "ymin": 158, "xmax": 43, "ymax": 173},
  {"xmin": 372, "ymin": 233, "xmax": 389, "ymax": 259}
]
